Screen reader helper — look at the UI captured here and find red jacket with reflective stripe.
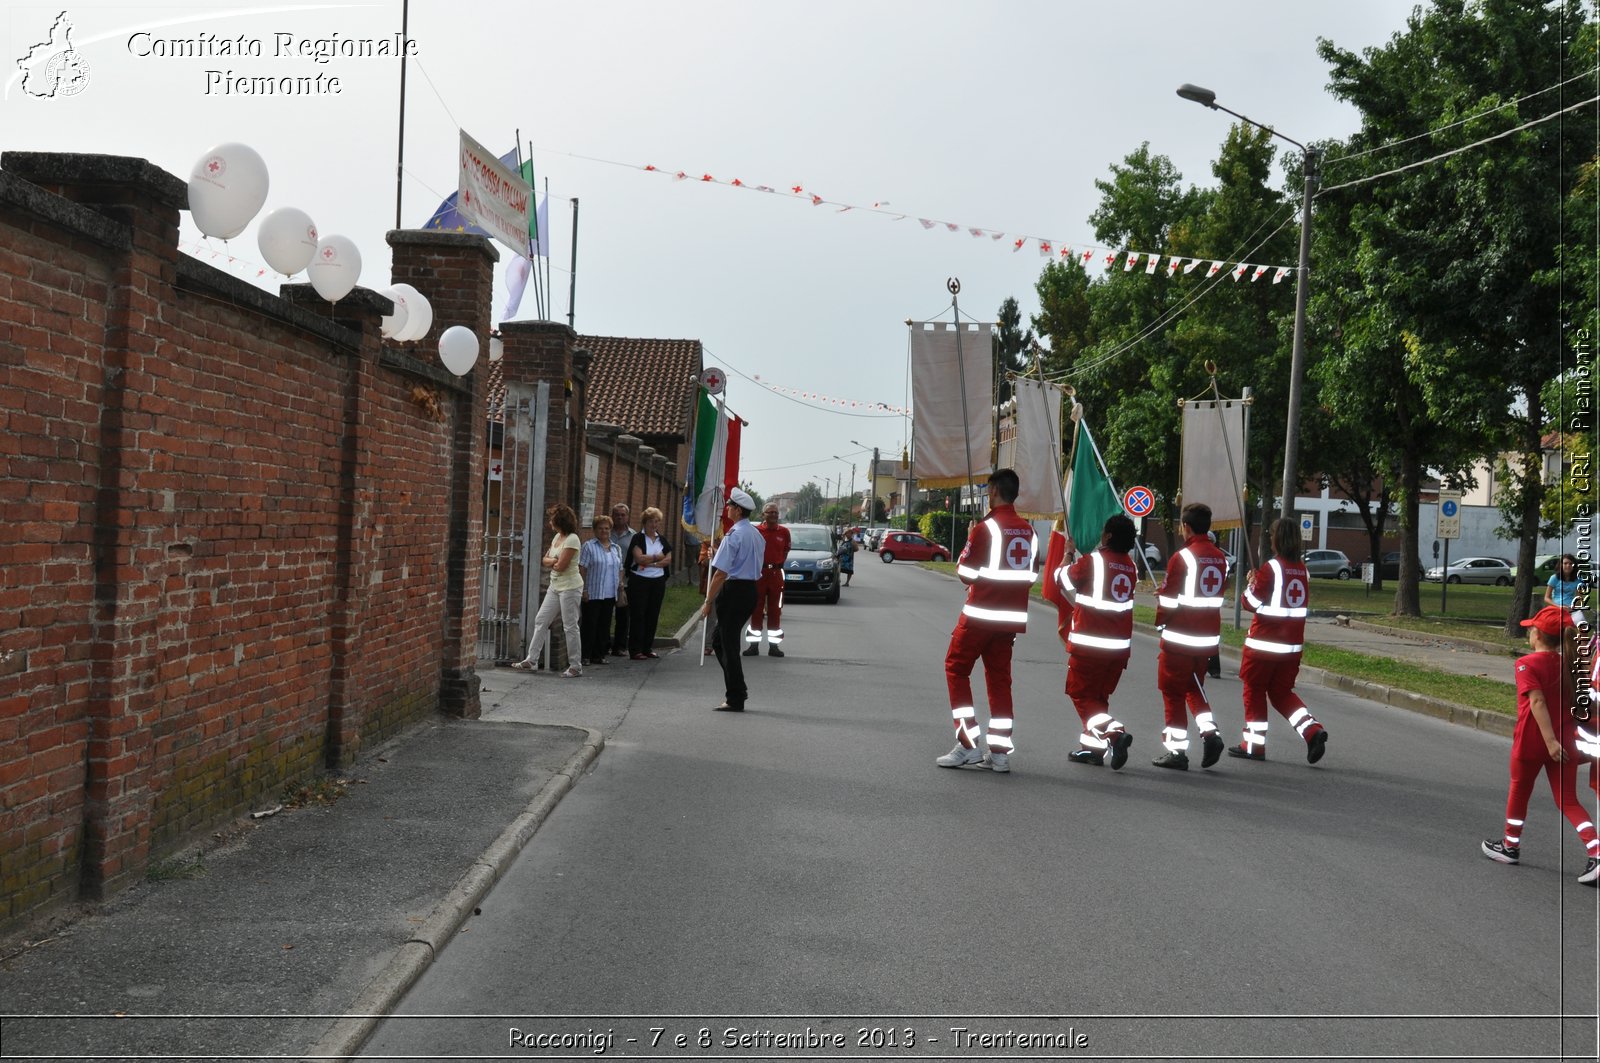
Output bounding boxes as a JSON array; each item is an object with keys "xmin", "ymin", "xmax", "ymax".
[
  {"xmin": 1243, "ymin": 556, "xmax": 1309, "ymax": 656},
  {"xmin": 1061, "ymin": 548, "xmax": 1137, "ymax": 659},
  {"xmin": 956, "ymin": 504, "xmax": 1037, "ymax": 632},
  {"xmin": 1155, "ymin": 534, "xmax": 1227, "ymax": 652}
]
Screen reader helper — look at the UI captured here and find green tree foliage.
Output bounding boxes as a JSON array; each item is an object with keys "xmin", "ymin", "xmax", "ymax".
[
  {"xmin": 790, "ymin": 481, "xmax": 824, "ymax": 523},
  {"xmin": 1316, "ymin": 0, "xmax": 1593, "ymax": 628},
  {"xmin": 993, "ymin": 296, "xmax": 1035, "ymax": 407}
]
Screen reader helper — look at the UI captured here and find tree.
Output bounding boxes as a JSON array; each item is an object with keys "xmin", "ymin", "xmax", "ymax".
[
  {"xmin": 1072, "ymin": 144, "xmax": 1208, "ymax": 533},
  {"xmin": 1317, "ymin": 0, "xmax": 1594, "ymax": 632},
  {"xmin": 993, "ymin": 296, "xmax": 1035, "ymax": 407},
  {"xmin": 791, "ymin": 481, "xmax": 824, "ymax": 523},
  {"xmin": 1031, "ymin": 257, "xmax": 1095, "ymax": 379}
]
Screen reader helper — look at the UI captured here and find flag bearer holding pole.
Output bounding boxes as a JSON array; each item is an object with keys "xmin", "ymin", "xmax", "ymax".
[{"xmin": 1055, "ymin": 514, "xmax": 1139, "ymax": 769}]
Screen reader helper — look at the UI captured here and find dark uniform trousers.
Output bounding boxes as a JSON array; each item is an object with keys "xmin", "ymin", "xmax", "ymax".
[{"xmin": 710, "ymin": 579, "xmax": 759, "ymax": 707}]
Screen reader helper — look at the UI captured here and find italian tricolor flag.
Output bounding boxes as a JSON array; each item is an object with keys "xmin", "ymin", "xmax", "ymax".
[{"xmin": 682, "ymin": 389, "xmax": 740, "ymax": 537}]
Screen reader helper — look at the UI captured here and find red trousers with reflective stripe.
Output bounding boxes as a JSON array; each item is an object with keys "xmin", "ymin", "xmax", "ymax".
[
  {"xmin": 1157, "ymin": 647, "xmax": 1212, "ymax": 730},
  {"xmin": 1240, "ymin": 651, "xmax": 1322, "ymax": 737},
  {"xmin": 749, "ymin": 569, "xmax": 784, "ymax": 635},
  {"xmin": 945, "ymin": 618, "xmax": 1016, "ymax": 720},
  {"xmin": 1503, "ymin": 754, "xmax": 1600, "ymax": 852},
  {"xmin": 1065, "ymin": 654, "xmax": 1128, "ymax": 726}
]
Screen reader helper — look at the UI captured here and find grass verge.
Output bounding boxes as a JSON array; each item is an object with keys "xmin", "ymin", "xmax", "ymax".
[{"xmin": 659, "ymin": 584, "xmax": 709, "ymax": 640}]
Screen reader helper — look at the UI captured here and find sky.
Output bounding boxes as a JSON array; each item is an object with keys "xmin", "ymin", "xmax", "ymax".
[{"xmin": 2, "ymin": 0, "xmax": 1414, "ymax": 498}]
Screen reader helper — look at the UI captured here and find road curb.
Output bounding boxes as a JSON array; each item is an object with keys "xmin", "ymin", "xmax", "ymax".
[{"xmin": 301, "ymin": 725, "xmax": 605, "ymax": 1063}]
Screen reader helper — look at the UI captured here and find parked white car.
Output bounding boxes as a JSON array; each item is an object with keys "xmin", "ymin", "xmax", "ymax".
[{"xmin": 1423, "ymin": 556, "xmax": 1514, "ymax": 585}]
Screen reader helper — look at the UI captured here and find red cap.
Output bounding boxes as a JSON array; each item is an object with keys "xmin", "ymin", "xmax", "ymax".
[{"xmin": 1520, "ymin": 606, "xmax": 1575, "ymax": 637}]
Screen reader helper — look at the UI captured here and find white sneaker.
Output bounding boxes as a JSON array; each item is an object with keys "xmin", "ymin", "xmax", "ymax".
[
  {"xmin": 935, "ymin": 743, "xmax": 984, "ymax": 768},
  {"xmin": 986, "ymin": 751, "xmax": 1010, "ymax": 773}
]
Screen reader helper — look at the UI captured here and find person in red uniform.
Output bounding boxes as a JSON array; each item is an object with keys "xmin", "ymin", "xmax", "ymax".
[
  {"xmin": 1481, "ymin": 606, "xmax": 1600, "ymax": 885},
  {"xmin": 1228, "ymin": 517, "xmax": 1329, "ymax": 764},
  {"xmin": 1153, "ymin": 502, "xmax": 1229, "ymax": 771},
  {"xmin": 936, "ymin": 469, "xmax": 1038, "ymax": 774},
  {"xmin": 744, "ymin": 502, "xmax": 792, "ymax": 658},
  {"xmin": 1055, "ymin": 514, "xmax": 1138, "ymax": 770}
]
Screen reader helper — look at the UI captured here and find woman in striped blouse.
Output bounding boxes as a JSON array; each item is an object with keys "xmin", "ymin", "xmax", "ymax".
[{"xmin": 579, "ymin": 514, "xmax": 625, "ymax": 667}]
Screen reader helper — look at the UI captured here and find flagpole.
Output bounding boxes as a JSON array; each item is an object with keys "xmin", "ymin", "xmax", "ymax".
[
  {"xmin": 699, "ymin": 385, "xmax": 730, "ymax": 665},
  {"xmin": 567, "ymin": 196, "xmax": 580, "ymax": 329},
  {"xmin": 393, "ymin": 0, "xmax": 410, "ymax": 229},
  {"xmin": 948, "ymin": 279, "xmax": 975, "ymax": 545}
]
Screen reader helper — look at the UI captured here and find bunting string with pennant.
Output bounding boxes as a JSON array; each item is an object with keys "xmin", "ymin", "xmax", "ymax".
[{"xmin": 539, "ymin": 146, "xmax": 1299, "ymax": 279}]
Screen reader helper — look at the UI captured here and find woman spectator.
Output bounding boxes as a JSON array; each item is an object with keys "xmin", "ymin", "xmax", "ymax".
[
  {"xmin": 626, "ymin": 507, "xmax": 673, "ymax": 660},
  {"xmin": 513, "ymin": 503, "xmax": 584, "ymax": 677},
  {"xmin": 1546, "ymin": 554, "xmax": 1587, "ymax": 625},
  {"xmin": 578, "ymin": 514, "xmax": 624, "ymax": 667}
]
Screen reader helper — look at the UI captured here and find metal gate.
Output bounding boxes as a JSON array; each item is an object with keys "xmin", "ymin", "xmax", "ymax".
[{"xmin": 478, "ymin": 381, "xmax": 549, "ymax": 664}]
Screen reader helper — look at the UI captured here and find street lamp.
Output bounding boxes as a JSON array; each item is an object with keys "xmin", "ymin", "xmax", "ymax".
[
  {"xmin": 834, "ymin": 455, "xmax": 857, "ymax": 522},
  {"xmin": 1177, "ymin": 83, "xmax": 1320, "ymax": 525},
  {"xmin": 851, "ymin": 439, "xmax": 881, "ymax": 522}
]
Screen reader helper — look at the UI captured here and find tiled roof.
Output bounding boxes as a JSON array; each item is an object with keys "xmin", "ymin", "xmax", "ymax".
[{"xmin": 581, "ymin": 335, "xmax": 702, "ymax": 438}]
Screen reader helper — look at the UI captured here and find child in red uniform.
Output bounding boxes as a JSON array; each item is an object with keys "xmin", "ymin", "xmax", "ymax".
[{"xmin": 1481, "ymin": 606, "xmax": 1600, "ymax": 885}]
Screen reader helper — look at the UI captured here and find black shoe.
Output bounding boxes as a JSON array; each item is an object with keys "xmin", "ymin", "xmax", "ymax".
[
  {"xmin": 742, "ymin": 645, "xmax": 759, "ymax": 657},
  {"xmin": 1201, "ymin": 731, "xmax": 1225, "ymax": 768},
  {"xmin": 1067, "ymin": 749, "xmax": 1105, "ymax": 766},
  {"xmin": 714, "ymin": 701, "xmax": 745, "ymax": 712},
  {"xmin": 1226, "ymin": 743, "xmax": 1264, "ymax": 761},
  {"xmin": 1207, "ymin": 655, "xmax": 1222, "ymax": 678},
  {"xmin": 1152, "ymin": 750, "xmax": 1189, "ymax": 771},
  {"xmin": 768, "ymin": 646, "xmax": 785, "ymax": 658},
  {"xmin": 1306, "ymin": 730, "xmax": 1328, "ymax": 764},
  {"xmin": 1107, "ymin": 731, "xmax": 1132, "ymax": 771},
  {"xmin": 1481, "ymin": 838, "xmax": 1519, "ymax": 864}
]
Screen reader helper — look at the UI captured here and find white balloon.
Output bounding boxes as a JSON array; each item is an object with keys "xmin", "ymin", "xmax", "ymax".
[
  {"xmin": 488, "ymin": 334, "xmax": 504, "ymax": 362},
  {"xmin": 395, "ymin": 290, "xmax": 432, "ymax": 342},
  {"xmin": 256, "ymin": 207, "xmax": 318, "ymax": 275},
  {"xmin": 306, "ymin": 234, "xmax": 361, "ymax": 302},
  {"xmin": 438, "ymin": 326, "xmax": 480, "ymax": 376},
  {"xmin": 378, "ymin": 286, "xmax": 410, "ymax": 339},
  {"xmin": 187, "ymin": 142, "xmax": 269, "ymax": 239}
]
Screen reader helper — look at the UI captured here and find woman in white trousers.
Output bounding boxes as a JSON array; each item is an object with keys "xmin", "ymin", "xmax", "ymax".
[{"xmin": 514, "ymin": 503, "xmax": 585, "ymax": 677}]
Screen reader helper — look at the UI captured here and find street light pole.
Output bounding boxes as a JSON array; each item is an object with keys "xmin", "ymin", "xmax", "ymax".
[
  {"xmin": 852, "ymin": 440, "xmax": 881, "ymax": 522},
  {"xmin": 1177, "ymin": 83, "xmax": 1320, "ymax": 524}
]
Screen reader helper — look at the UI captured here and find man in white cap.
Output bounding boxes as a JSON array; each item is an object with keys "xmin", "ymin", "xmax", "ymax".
[{"xmin": 701, "ymin": 487, "xmax": 764, "ymax": 711}]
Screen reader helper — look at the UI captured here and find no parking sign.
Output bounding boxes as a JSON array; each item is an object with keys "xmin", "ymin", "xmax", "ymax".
[{"xmin": 1123, "ymin": 485, "xmax": 1154, "ymax": 518}]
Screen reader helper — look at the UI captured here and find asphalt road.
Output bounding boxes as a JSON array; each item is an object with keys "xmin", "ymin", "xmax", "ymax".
[{"xmin": 364, "ymin": 560, "xmax": 1599, "ymax": 1062}]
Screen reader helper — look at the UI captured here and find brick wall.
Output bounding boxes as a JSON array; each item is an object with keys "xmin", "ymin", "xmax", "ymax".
[{"xmin": 0, "ymin": 152, "xmax": 491, "ymax": 930}]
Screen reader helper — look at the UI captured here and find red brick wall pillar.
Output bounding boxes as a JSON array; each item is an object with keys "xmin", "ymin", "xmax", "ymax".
[
  {"xmin": 386, "ymin": 231, "xmax": 495, "ymax": 721},
  {"xmin": 3, "ymin": 154, "xmax": 185, "ymax": 899}
]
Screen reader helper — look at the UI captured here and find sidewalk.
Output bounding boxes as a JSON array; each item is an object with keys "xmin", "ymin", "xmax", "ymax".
[{"xmin": 0, "ymin": 599, "xmax": 1518, "ymax": 1061}]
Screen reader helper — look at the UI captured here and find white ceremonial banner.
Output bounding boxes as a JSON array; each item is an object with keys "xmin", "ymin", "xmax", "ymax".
[
  {"xmin": 910, "ymin": 323, "xmax": 994, "ymax": 489},
  {"xmin": 457, "ymin": 130, "xmax": 533, "ymax": 256},
  {"xmin": 1179, "ymin": 398, "xmax": 1248, "ymax": 530},
  {"xmin": 1010, "ymin": 378, "xmax": 1064, "ymax": 519}
]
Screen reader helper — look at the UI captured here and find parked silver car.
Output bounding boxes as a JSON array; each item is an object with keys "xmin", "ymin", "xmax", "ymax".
[
  {"xmin": 1305, "ymin": 548, "xmax": 1354, "ymax": 580},
  {"xmin": 1423, "ymin": 556, "xmax": 1514, "ymax": 585}
]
